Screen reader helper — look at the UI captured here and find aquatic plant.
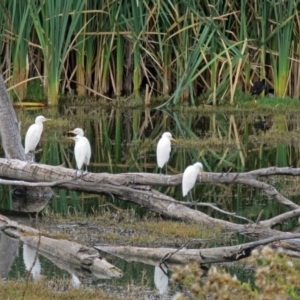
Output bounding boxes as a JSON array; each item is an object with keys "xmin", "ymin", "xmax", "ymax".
[
  {"xmin": 0, "ymin": 1, "xmax": 300, "ymax": 104},
  {"xmin": 172, "ymin": 246, "xmax": 300, "ymax": 299}
]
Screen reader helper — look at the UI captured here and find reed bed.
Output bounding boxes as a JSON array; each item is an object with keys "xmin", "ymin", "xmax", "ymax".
[{"xmin": 1, "ymin": 0, "xmax": 300, "ymax": 105}]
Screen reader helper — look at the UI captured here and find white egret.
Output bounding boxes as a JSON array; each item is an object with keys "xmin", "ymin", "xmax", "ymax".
[
  {"xmin": 69, "ymin": 128, "xmax": 91, "ymax": 173},
  {"xmin": 156, "ymin": 132, "xmax": 176, "ymax": 174},
  {"xmin": 182, "ymin": 162, "xmax": 203, "ymax": 200},
  {"xmin": 24, "ymin": 115, "xmax": 51, "ymax": 154},
  {"xmin": 68, "ymin": 127, "xmax": 84, "ymax": 137}
]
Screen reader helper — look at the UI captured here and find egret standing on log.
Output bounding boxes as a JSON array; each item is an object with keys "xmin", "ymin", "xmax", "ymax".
[
  {"xmin": 182, "ymin": 162, "xmax": 203, "ymax": 201},
  {"xmin": 156, "ymin": 132, "xmax": 176, "ymax": 174},
  {"xmin": 69, "ymin": 128, "xmax": 91, "ymax": 175},
  {"xmin": 25, "ymin": 115, "xmax": 51, "ymax": 155}
]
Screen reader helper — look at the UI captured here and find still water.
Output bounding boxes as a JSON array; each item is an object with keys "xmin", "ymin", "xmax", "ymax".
[
  {"xmin": 1, "ymin": 105, "xmax": 300, "ymax": 297},
  {"xmin": 0, "ymin": 217, "xmax": 173, "ymax": 298}
]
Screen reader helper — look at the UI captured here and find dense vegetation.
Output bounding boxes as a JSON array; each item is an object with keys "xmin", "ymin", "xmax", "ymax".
[{"xmin": 0, "ymin": 0, "xmax": 299, "ymax": 105}]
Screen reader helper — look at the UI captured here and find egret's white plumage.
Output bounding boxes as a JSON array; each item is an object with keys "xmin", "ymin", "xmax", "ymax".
[
  {"xmin": 24, "ymin": 116, "xmax": 51, "ymax": 154},
  {"xmin": 156, "ymin": 132, "xmax": 175, "ymax": 171},
  {"xmin": 182, "ymin": 162, "xmax": 203, "ymax": 197},
  {"xmin": 69, "ymin": 128, "xmax": 91, "ymax": 172},
  {"xmin": 69, "ymin": 128, "xmax": 84, "ymax": 137}
]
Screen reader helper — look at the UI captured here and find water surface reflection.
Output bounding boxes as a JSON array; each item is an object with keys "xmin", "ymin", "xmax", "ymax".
[
  {"xmin": 0, "ymin": 107, "xmax": 299, "ymax": 297},
  {"xmin": 1, "ymin": 229, "xmax": 173, "ymax": 298}
]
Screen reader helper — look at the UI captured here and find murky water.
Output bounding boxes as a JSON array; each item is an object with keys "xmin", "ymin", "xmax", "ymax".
[{"xmin": 1, "ymin": 105, "xmax": 300, "ymax": 298}]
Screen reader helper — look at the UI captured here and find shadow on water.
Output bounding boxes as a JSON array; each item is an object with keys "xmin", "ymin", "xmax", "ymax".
[{"xmin": 1, "ymin": 105, "xmax": 300, "ymax": 295}]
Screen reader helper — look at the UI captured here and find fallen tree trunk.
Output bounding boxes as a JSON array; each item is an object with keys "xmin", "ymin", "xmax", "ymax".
[
  {"xmin": 0, "ymin": 214, "xmax": 123, "ymax": 278},
  {"xmin": 95, "ymin": 232, "xmax": 300, "ymax": 264},
  {"xmin": 0, "ymin": 77, "xmax": 24, "ymax": 160},
  {"xmin": 0, "ymin": 159, "xmax": 298, "ymax": 210},
  {"xmin": 0, "ymin": 159, "xmax": 300, "ymax": 236},
  {"xmin": 0, "ymin": 232, "xmax": 19, "ymax": 279},
  {"xmin": 22, "ymin": 236, "xmax": 122, "ymax": 278}
]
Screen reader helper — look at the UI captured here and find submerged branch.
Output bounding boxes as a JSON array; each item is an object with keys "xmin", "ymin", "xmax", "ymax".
[{"xmin": 95, "ymin": 232, "xmax": 300, "ymax": 264}]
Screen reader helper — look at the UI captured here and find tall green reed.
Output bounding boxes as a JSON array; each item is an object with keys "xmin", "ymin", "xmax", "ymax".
[
  {"xmin": 268, "ymin": 0, "xmax": 296, "ymax": 97},
  {"xmin": 29, "ymin": 0, "xmax": 85, "ymax": 105},
  {"xmin": 1, "ymin": 1, "xmax": 300, "ymax": 105},
  {"xmin": 8, "ymin": 1, "xmax": 32, "ymax": 100}
]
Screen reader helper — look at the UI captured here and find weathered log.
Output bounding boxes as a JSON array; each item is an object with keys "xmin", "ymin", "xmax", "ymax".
[
  {"xmin": 0, "ymin": 159, "xmax": 298, "ymax": 210},
  {"xmin": 0, "ymin": 76, "xmax": 24, "ymax": 160},
  {"xmin": 0, "ymin": 214, "xmax": 40, "ymax": 236},
  {"xmin": 95, "ymin": 232, "xmax": 300, "ymax": 264},
  {"xmin": 22, "ymin": 236, "xmax": 122, "ymax": 278},
  {"xmin": 0, "ymin": 159, "xmax": 300, "ymax": 235},
  {"xmin": 32, "ymin": 243, "xmax": 116, "ymax": 280},
  {"xmin": 0, "ymin": 214, "xmax": 123, "ymax": 278},
  {"xmin": 0, "ymin": 232, "xmax": 19, "ymax": 279}
]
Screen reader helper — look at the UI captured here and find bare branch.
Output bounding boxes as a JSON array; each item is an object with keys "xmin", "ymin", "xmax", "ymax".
[
  {"xmin": 96, "ymin": 233, "xmax": 300, "ymax": 264},
  {"xmin": 260, "ymin": 208, "xmax": 300, "ymax": 227}
]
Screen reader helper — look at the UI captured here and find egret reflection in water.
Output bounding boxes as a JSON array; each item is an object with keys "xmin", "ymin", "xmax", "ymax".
[
  {"xmin": 71, "ymin": 273, "xmax": 81, "ymax": 287},
  {"xmin": 156, "ymin": 132, "xmax": 176, "ymax": 174},
  {"xmin": 154, "ymin": 264, "xmax": 169, "ymax": 296},
  {"xmin": 23, "ymin": 244, "xmax": 41, "ymax": 279}
]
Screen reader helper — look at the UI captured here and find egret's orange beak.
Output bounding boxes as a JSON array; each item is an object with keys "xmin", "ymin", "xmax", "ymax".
[
  {"xmin": 68, "ymin": 130, "xmax": 75, "ymax": 134},
  {"xmin": 171, "ymin": 137, "xmax": 177, "ymax": 142}
]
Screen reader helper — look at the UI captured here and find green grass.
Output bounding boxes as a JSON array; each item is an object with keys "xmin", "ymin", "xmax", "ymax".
[
  {"xmin": 235, "ymin": 95, "xmax": 300, "ymax": 110},
  {"xmin": 0, "ymin": 280, "xmax": 135, "ymax": 300},
  {"xmin": 43, "ymin": 211, "xmax": 224, "ymax": 247}
]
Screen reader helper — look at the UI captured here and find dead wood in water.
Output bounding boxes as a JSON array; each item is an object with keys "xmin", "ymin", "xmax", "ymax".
[
  {"xmin": 0, "ymin": 214, "xmax": 123, "ymax": 278},
  {"xmin": 0, "ymin": 159, "xmax": 300, "ymax": 237},
  {"xmin": 96, "ymin": 233, "xmax": 300, "ymax": 264},
  {"xmin": 22, "ymin": 236, "xmax": 123, "ymax": 278}
]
